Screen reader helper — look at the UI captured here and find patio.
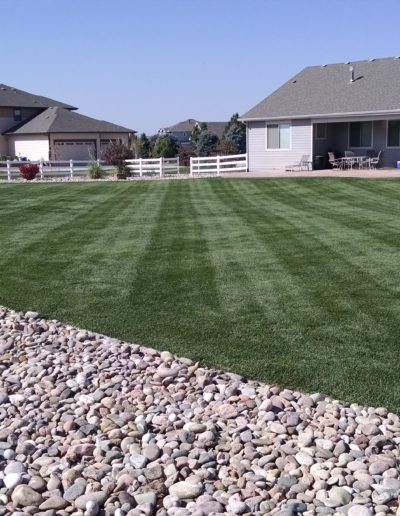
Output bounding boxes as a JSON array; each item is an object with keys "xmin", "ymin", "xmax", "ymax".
[{"xmin": 221, "ymin": 168, "xmax": 400, "ymax": 179}]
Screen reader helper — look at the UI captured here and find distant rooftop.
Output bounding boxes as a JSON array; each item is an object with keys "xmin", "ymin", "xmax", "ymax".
[
  {"xmin": 161, "ymin": 119, "xmax": 227, "ymax": 138},
  {"xmin": 241, "ymin": 57, "xmax": 400, "ymax": 120},
  {"xmin": 0, "ymin": 83, "xmax": 77, "ymax": 110}
]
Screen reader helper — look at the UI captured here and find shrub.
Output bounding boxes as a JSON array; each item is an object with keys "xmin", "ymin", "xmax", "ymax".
[
  {"xmin": 88, "ymin": 161, "xmax": 104, "ymax": 179},
  {"xmin": 178, "ymin": 145, "xmax": 196, "ymax": 167},
  {"xmin": 152, "ymin": 134, "xmax": 179, "ymax": 158},
  {"xmin": 0, "ymin": 154, "xmax": 7, "ymax": 161},
  {"xmin": 196, "ymin": 131, "xmax": 219, "ymax": 157},
  {"xmin": 19, "ymin": 163, "xmax": 39, "ymax": 181},
  {"xmin": 102, "ymin": 141, "xmax": 132, "ymax": 174}
]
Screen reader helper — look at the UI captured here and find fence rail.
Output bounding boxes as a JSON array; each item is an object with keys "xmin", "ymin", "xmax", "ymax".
[
  {"xmin": 190, "ymin": 154, "xmax": 248, "ymax": 176},
  {"xmin": 125, "ymin": 157, "xmax": 179, "ymax": 177},
  {"xmin": 0, "ymin": 160, "xmax": 113, "ymax": 181}
]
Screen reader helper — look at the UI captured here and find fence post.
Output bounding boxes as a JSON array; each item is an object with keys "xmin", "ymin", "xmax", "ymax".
[
  {"xmin": 39, "ymin": 159, "xmax": 43, "ymax": 180},
  {"xmin": 6, "ymin": 160, "xmax": 11, "ymax": 181},
  {"xmin": 70, "ymin": 160, "xmax": 74, "ymax": 179},
  {"xmin": 160, "ymin": 157, "xmax": 163, "ymax": 177},
  {"xmin": 176, "ymin": 156, "xmax": 180, "ymax": 175},
  {"xmin": 245, "ymin": 153, "xmax": 249, "ymax": 172},
  {"xmin": 217, "ymin": 155, "xmax": 220, "ymax": 176},
  {"xmin": 190, "ymin": 157, "xmax": 193, "ymax": 177},
  {"xmin": 139, "ymin": 158, "xmax": 142, "ymax": 177}
]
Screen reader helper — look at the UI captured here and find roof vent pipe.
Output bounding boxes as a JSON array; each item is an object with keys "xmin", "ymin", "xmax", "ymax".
[{"xmin": 349, "ymin": 65, "xmax": 355, "ymax": 83}]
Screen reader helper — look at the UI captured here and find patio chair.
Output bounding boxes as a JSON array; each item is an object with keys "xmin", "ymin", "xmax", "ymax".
[
  {"xmin": 285, "ymin": 154, "xmax": 312, "ymax": 172},
  {"xmin": 343, "ymin": 150, "xmax": 356, "ymax": 169},
  {"xmin": 328, "ymin": 152, "xmax": 342, "ymax": 170},
  {"xmin": 369, "ymin": 150, "xmax": 384, "ymax": 169},
  {"xmin": 359, "ymin": 150, "xmax": 376, "ymax": 169}
]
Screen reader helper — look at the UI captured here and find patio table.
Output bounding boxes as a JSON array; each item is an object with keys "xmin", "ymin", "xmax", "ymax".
[{"xmin": 340, "ymin": 156, "xmax": 368, "ymax": 169}]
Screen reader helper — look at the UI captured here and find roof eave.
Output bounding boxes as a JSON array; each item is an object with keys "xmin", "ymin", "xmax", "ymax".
[{"xmin": 240, "ymin": 108, "xmax": 400, "ymax": 122}]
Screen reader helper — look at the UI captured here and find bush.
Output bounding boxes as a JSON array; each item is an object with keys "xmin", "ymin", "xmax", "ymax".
[
  {"xmin": 88, "ymin": 161, "xmax": 104, "ymax": 179},
  {"xmin": 0, "ymin": 154, "xmax": 7, "ymax": 161},
  {"xmin": 102, "ymin": 141, "xmax": 132, "ymax": 173},
  {"xmin": 152, "ymin": 134, "xmax": 179, "ymax": 158},
  {"xmin": 19, "ymin": 163, "xmax": 39, "ymax": 181},
  {"xmin": 178, "ymin": 145, "xmax": 196, "ymax": 167},
  {"xmin": 196, "ymin": 131, "xmax": 219, "ymax": 157}
]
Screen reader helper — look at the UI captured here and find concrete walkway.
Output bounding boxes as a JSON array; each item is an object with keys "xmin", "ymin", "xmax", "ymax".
[{"xmin": 221, "ymin": 168, "xmax": 400, "ymax": 179}]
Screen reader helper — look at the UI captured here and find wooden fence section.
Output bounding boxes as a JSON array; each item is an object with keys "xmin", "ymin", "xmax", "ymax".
[
  {"xmin": 125, "ymin": 157, "xmax": 179, "ymax": 177},
  {"xmin": 0, "ymin": 160, "xmax": 113, "ymax": 181},
  {"xmin": 190, "ymin": 154, "xmax": 248, "ymax": 176}
]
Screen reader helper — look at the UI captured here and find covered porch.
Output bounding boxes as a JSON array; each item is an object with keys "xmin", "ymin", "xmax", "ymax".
[{"xmin": 312, "ymin": 118, "xmax": 400, "ymax": 170}]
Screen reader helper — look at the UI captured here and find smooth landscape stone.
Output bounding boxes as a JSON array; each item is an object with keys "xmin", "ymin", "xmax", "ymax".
[
  {"xmin": 0, "ymin": 305, "xmax": 399, "ymax": 515},
  {"xmin": 348, "ymin": 506, "xmax": 373, "ymax": 516},
  {"xmin": 169, "ymin": 480, "xmax": 203, "ymax": 499},
  {"xmin": 11, "ymin": 485, "xmax": 43, "ymax": 507},
  {"xmin": 74, "ymin": 491, "xmax": 108, "ymax": 510}
]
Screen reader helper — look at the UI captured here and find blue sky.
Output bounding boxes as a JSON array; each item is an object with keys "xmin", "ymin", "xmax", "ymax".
[{"xmin": 3, "ymin": 0, "xmax": 400, "ymax": 134}]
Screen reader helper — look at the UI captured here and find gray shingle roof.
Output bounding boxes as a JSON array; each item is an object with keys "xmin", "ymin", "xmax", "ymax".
[
  {"xmin": 5, "ymin": 107, "xmax": 134, "ymax": 135},
  {"xmin": 241, "ymin": 57, "xmax": 400, "ymax": 120},
  {"xmin": 0, "ymin": 83, "xmax": 76, "ymax": 109},
  {"xmin": 163, "ymin": 119, "xmax": 227, "ymax": 138},
  {"xmin": 165, "ymin": 119, "xmax": 199, "ymax": 132}
]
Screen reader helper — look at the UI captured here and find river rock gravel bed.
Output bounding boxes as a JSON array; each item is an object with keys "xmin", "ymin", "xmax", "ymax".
[{"xmin": 0, "ymin": 306, "xmax": 399, "ymax": 516}]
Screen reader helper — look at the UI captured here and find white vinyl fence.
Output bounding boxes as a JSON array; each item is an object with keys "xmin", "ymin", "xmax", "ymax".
[
  {"xmin": 0, "ymin": 160, "xmax": 113, "ymax": 181},
  {"xmin": 125, "ymin": 157, "xmax": 179, "ymax": 177},
  {"xmin": 190, "ymin": 153, "xmax": 248, "ymax": 176}
]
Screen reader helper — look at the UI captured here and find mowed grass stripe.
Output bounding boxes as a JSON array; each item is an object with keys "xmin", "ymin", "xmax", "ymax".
[
  {"xmin": 124, "ymin": 180, "xmax": 228, "ymax": 360},
  {"xmin": 208, "ymin": 180, "xmax": 400, "ymax": 406},
  {"xmin": 0, "ymin": 183, "xmax": 167, "ymax": 328},
  {"xmin": 0, "ymin": 179, "xmax": 399, "ymax": 409}
]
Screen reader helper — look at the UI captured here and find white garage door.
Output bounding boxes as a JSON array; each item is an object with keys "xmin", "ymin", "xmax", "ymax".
[{"xmin": 54, "ymin": 141, "xmax": 96, "ymax": 160}]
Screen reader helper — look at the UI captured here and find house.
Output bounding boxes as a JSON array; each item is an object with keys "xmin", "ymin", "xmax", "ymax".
[
  {"xmin": 241, "ymin": 57, "xmax": 400, "ymax": 170},
  {"xmin": 158, "ymin": 119, "xmax": 227, "ymax": 144},
  {"xmin": 0, "ymin": 84, "xmax": 134, "ymax": 160}
]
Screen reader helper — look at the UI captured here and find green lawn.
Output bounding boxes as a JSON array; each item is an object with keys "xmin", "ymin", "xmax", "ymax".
[{"xmin": 0, "ymin": 179, "xmax": 399, "ymax": 410}]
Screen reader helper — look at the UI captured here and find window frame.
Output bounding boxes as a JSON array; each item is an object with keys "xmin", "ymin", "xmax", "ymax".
[
  {"xmin": 348, "ymin": 121, "xmax": 373, "ymax": 149},
  {"xmin": 13, "ymin": 108, "xmax": 22, "ymax": 122},
  {"xmin": 265, "ymin": 122, "xmax": 292, "ymax": 151},
  {"xmin": 387, "ymin": 120, "xmax": 400, "ymax": 148},
  {"xmin": 315, "ymin": 123, "xmax": 327, "ymax": 140}
]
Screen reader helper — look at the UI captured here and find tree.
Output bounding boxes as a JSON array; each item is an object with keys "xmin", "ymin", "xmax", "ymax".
[
  {"xmin": 217, "ymin": 138, "xmax": 237, "ymax": 156},
  {"xmin": 190, "ymin": 122, "xmax": 207, "ymax": 145},
  {"xmin": 152, "ymin": 134, "xmax": 179, "ymax": 158},
  {"xmin": 129, "ymin": 133, "xmax": 152, "ymax": 158},
  {"xmin": 223, "ymin": 113, "xmax": 245, "ymax": 137},
  {"xmin": 102, "ymin": 141, "xmax": 133, "ymax": 173},
  {"xmin": 222, "ymin": 113, "xmax": 246, "ymax": 154},
  {"xmin": 224, "ymin": 124, "xmax": 246, "ymax": 154},
  {"xmin": 196, "ymin": 130, "xmax": 219, "ymax": 157}
]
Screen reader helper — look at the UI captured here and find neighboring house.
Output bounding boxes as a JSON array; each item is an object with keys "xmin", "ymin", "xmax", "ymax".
[
  {"xmin": 0, "ymin": 84, "xmax": 134, "ymax": 160},
  {"xmin": 158, "ymin": 119, "xmax": 227, "ymax": 143},
  {"xmin": 241, "ymin": 57, "xmax": 400, "ymax": 170}
]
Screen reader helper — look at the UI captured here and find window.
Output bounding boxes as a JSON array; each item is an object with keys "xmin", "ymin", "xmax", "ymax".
[
  {"xmin": 387, "ymin": 120, "xmax": 400, "ymax": 147},
  {"xmin": 349, "ymin": 121, "xmax": 372, "ymax": 147},
  {"xmin": 13, "ymin": 109, "xmax": 22, "ymax": 122},
  {"xmin": 315, "ymin": 123, "xmax": 327, "ymax": 140},
  {"xmin": 266, "ymin": 123, "xmax": 291, "ymax": 149}
]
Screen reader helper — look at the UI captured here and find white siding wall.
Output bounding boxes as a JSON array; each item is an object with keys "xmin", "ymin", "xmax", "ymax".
[
  {"xmin": 247, "ymin": 119, "xmax": 312, "ymax": 171},
  {"xmin": 9, "ymin": 136, "xmax": 49, "ymax": 160}
]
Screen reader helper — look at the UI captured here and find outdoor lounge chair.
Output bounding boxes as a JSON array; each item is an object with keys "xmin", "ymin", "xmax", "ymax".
[
  {"xmin": 328, "ymin": 152, "xmax": 342, "ymax": 170},
  {"xmin": 285, "ymin": 154, "xmax": 312, "ymax": 171}
]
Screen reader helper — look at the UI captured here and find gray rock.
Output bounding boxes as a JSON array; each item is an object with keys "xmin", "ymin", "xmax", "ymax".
[
  {"xmin": 169, "ymin": 480, "xmax": 203, "ymax": 499},
  {"xmin": 11, "ymin": 485, "xmax": 43, "ymax": 507},
  {"xmin": 74, "ymin": 491, "xmax": 108, "ymax": 510}
]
